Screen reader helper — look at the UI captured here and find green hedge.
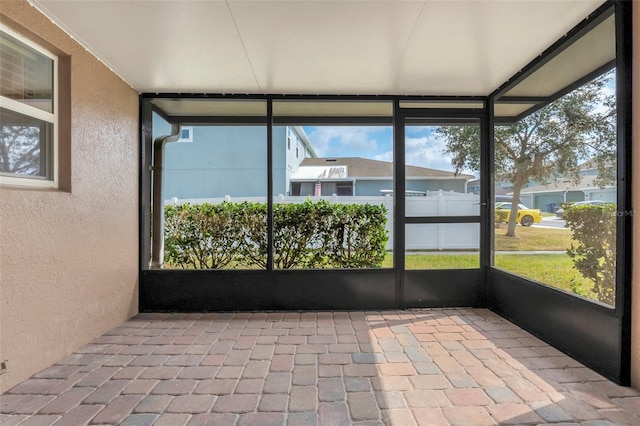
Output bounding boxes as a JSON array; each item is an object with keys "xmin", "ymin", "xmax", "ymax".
[
  {"xmin": 564, "ymin": 203, "xmax": 616, "ymax": 305},
  {"xmin": 164, "ymin": 200, "xmax": 388, "ymax": 269}
]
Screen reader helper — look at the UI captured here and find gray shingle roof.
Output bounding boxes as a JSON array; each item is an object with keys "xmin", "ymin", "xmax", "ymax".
[{"xmin": 300, "ymin": 157, "xmax": 472, "ymax": 179}]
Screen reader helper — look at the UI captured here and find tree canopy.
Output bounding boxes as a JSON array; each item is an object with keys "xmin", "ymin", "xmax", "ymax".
[{"xmin": 438, "ymin": 70, "xmax": 616, "ymax": 236}]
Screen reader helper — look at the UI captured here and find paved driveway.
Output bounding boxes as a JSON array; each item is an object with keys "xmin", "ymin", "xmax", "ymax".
[{"xmin": 533, "ymin": 216, "xmax": 568, "ymax": 230}]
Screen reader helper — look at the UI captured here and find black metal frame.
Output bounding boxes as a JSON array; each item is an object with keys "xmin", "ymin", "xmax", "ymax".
[
  {"xmin": 138, "ymin": 0, "xmax": 632, "ymax": 384},
  {"xmin": 492, "ymin": 2, "xmax": 614, "ymax": 100},
  {"xmin": 493, "ymin": 2, "xmax": 616, "ymax": 124},
  {"xmin": 140, "ymin": 96, "xmax": 487, "ymax": 312},
  {"xmin": 486, "ymin": 0, "xmax": 632, "ymax": 385}
]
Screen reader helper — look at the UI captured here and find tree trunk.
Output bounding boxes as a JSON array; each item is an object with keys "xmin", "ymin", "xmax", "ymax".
[{"xmin": 506, "ymin": 184, "xmax": 524, "ymax": 237}]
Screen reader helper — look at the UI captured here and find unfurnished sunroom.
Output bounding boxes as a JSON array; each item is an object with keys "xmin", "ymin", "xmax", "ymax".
[{"xmin": 0, "ymin": 0, "xmax": 636, "ymax": 391}]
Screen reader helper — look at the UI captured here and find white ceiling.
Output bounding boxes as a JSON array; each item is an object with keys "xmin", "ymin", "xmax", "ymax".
[{"xmin": 31, "ymin": 0, "xmax": 606, "ymax": 96}]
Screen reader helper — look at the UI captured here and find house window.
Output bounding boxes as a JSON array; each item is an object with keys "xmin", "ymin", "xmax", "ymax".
[
  {"xmin": 0, "ymin": 25, "xmax": 58, "ymax": 188},
  {"xmin": 287, "ymin": 136, "xmax": 290, "ymax": 150},
  {"xmin": 336, "ymin": 182, "xmax": 353, "ymax": 196},
  {"xmin": 290, "ymin": 182, "xmax": 301, "ymax": 196},
  {"xmin": 177, "ymin": 126, "xmax": 193, "ymax": 142}
]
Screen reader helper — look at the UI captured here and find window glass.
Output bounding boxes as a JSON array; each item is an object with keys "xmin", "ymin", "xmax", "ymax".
[
  {"xmin": 493, "ymin": 70, "xmax": 617, "ymax": 306},
  {"xmin": 0, "ymin": 26, "xmax": 56, "ymax": 186},
  {"xmin": 0, "ymin": 30, "xmax": 54, "ymax": 113},
  {"xmin": 0, "ymin": 108, "xmax": 52, "ymax": 178}
]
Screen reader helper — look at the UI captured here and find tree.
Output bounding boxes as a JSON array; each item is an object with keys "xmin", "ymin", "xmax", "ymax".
[
  {"xmin": 0, "ymin": 124, "xmax": 44, "ymax": 176},
  {"xmin": 438, "ymin": 71, "xmax": 616, "ymax": 237}
]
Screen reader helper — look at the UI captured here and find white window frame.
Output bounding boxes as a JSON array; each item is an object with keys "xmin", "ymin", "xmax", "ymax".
[
  {"xmin": 0, "ymin": 24, "xmax": 58, "ymax": 189},
  {"xmin": 177, "ymin": 126, "xmax": 193, "ymax": 143}
]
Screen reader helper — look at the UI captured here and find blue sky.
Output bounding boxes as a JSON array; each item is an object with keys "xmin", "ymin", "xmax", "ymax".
[
  {"xmin": 301, "ymin": 74, "xmax": 615, "ymax": 178},
  {"xmin": 302, "ymin": 125, "xmax": 465, "ymax": 174}
]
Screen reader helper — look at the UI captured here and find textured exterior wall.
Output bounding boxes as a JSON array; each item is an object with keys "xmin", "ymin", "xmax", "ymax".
[
  {"xmin": 0, "ymin": 0, "xmax": 139, "ymax": 392},
  {"xmin": 632, "ymin": 0, "xmax": 640, "ymax": 389}
]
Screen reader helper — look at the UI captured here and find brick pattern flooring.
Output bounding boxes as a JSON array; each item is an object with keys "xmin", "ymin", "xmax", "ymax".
[{"xmin": 1, "ymin": 309, "xmax": 640, "ymax": 425}]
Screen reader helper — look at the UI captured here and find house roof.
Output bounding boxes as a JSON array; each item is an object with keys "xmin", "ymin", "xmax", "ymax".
[
  {"xmin": 519, "ymin": 175, "xmax": 615, "ymax": 194},
  {"xmin": 578, "ymin": 158, "xmax": 615, "ymax": 172},
  {"xmin": 297, "ymin": 158, "xmax": 472, "ymax": 180}
]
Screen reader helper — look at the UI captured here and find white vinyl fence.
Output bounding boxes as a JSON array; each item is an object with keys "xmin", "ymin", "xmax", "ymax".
[{"xmin": 166, "ymin": 191, "xmax": 480, "ymax": 251}]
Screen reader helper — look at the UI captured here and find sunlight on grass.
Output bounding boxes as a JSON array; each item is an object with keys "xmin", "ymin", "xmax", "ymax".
[
  {"xmin": 494, "ymin": 254, "xmax": 591, "ymax": 292},
  {"xmin": 382, "ymin": 252, "xmax": 590, "ymax": 294},
  {"xmin": 494, "ymin": 226, "xmax": 573, "ymax": 251},
  {"xmin": 382, "ymin": 225, "xmax": 590, "ymax": 295},
  {"xmin": 493, "ymin": 226, "xmax": 595, "ymax": 296}
]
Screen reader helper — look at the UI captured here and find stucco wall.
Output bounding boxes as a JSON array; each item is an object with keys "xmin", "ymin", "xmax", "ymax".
[
  {"xmin": 632, "ymin": 0, "xmax": 640, "ymax": 389},
  {"xmin": 0, "ymin": 0, "xmax": 139, "ymax": 393}
]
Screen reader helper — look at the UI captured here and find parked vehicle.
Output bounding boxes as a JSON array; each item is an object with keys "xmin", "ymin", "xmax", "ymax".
[
  {"xmin": 495, "ymin": 202, "xmax": 543, "ymax": 227},
  {"xmin": 555, "ymin": 200, "xmax": 607, "ymax": 219},
  {"xmin": 495, "ymin": 195, "xmax": 523, "ymax": 204}
]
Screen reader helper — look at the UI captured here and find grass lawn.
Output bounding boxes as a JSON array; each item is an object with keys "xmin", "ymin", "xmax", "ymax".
[
  {"xmin": 382, "ymin": 254, "xmax": 479, "ymax": 269},
  {"xmin": 383, "ymin": 253, "xmax": 592, "ymax": 295},
  {"xmin": 494, "ymin": 225, "xmax": 572, "ymax": 251},
  {"xmin": 383, "ymin": 226, "xmax": 595, "ymax": 296},
  {"xmin": 494, "ymin": 254, "xmax": 591, "ymax": 293}
]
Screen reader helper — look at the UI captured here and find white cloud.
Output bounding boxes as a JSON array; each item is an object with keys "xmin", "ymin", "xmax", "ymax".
[
  {"xmin": 303, "ymin": 125, "xmax": 476, "ymax": 176},
  {"xmin": 404, "ymin": 134, "xmax": 454, "ymax": 171},
  {"xmin": 305, "ymin": 126, "xmax": 386, "ymax": 157},
  {"xmin": 374, "ymin": 150, "xmax": 393, "ymax": 162}
]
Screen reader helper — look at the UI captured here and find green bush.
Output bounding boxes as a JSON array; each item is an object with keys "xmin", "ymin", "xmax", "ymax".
[
  {"xmin": 323, "ymin": 203, "xmax": 388, "ymax": 268},
  {"xmin": 494, "ymin": 209, "xmax": 508, "ymax": 227},
  {"xmin": 564, "ymin": 203, "xmax": 616, "ymax": 305},
  {"xmin": 164, "ymin": 200, "xmax": 389, "ymax": 269},
  {"xmin": 164, "ymin": 203, "xmax": 243, "ymax": 269}
]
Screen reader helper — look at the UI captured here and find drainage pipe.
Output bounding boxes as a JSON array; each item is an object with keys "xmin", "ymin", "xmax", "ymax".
[{"xmin": 150, "ymin": 124, "xmax": 181, "ymax": 268}]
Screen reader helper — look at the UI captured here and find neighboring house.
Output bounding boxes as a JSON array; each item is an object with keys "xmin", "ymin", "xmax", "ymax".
[
  {"xmin": 467, "ymin": 160, "xmax": 615, "ymax": 210},
  {"xmin": 519, "ymin": 175, "xmax": 616, "ymax": 211},
  {"xmin": 155, "ymin": 115, "xmax": 317, "ymax": 199},
  {"xmin": 156, "ymin": 114, "xmax": 471, "ymax": 199},
  {"xmin": 467, "ymin": 179, "xmax": 480, "ymax": 194},
  {"xmin": 280, "ymin": 126, "xmax": 318, "ymax": 196},
  {"xmin": 291, "ymin": 157, "xmax": 473, "ymax": 196},
  {"xmin": 467, "ymin": 179, "xmax": 520, "ymax": 197},
  {"xmin": 518, "ymin": 160, "xmax": 617, "ymax": 211}
]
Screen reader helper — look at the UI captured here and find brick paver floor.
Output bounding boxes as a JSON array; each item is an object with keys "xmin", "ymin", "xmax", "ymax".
[{"xmin": 2, "ymin": 309, "xmax": 640, "ymax": 425}]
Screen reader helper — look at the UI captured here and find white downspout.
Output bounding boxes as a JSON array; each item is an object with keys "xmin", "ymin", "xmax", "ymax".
[{"xmin": 150, "ymin": 124, "xmax": 181, "ymax": 269}]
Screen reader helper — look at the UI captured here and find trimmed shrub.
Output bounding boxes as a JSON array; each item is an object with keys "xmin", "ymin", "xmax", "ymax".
[
  {"xmin": 164, "ymin": 202, "xmax": 242, "ymax": 269},
  {"xmin": 564, "ymin": 203, "xmax": 616, "ymax": 305},
  {"xmin": 322, "ymin": 203, "xmax": 388, "ymax": 268},
  {"xmin": 164, "ymin": 200, "xmax": 389, "ymax": 269}
]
